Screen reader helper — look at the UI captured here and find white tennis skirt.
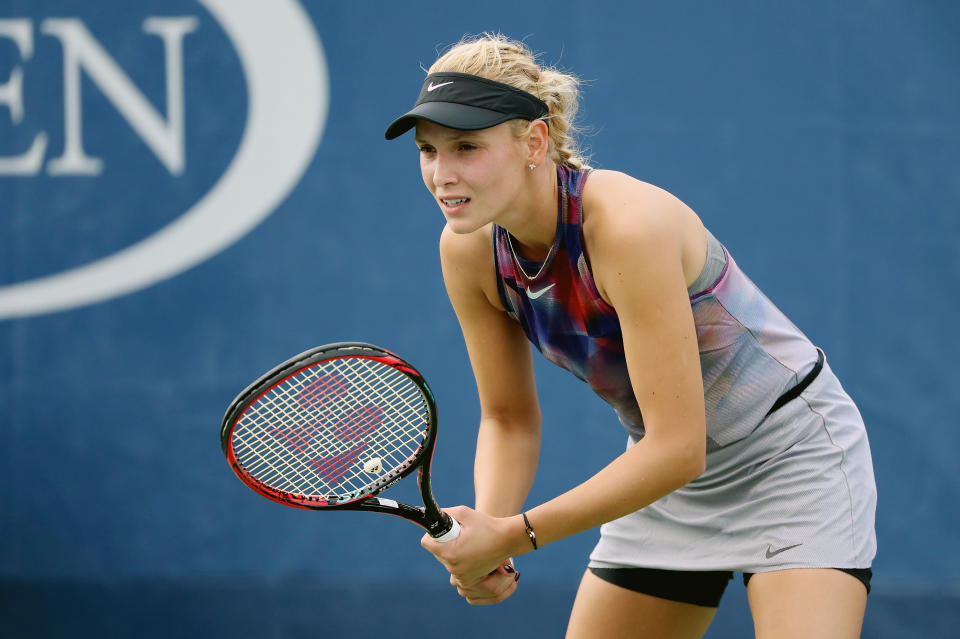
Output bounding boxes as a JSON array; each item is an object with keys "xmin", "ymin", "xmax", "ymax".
[{"xmin": 588, "ymin": 358, "xmax": 877, "ymax": 574}]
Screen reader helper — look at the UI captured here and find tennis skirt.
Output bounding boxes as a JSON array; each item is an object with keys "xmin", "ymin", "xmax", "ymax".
[{"xmin": 588, "ymin": 357, "xmax": 877, "ymax": 575}]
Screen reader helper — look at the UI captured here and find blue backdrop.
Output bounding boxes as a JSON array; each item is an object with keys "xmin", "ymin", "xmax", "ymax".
[{"xmin": 1, "ymin": 1, "xmax": 958, "ymax": 637}]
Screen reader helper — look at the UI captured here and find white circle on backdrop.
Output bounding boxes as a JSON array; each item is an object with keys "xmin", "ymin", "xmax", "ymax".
[{"xmin": 0, "ymin": 0, "xmax": 328, "ymax": 319}]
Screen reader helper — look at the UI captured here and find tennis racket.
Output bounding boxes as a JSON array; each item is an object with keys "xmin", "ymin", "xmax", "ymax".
[{"xmin": 220, "ymin": 342, "xmax": 460, "ymax": 541}]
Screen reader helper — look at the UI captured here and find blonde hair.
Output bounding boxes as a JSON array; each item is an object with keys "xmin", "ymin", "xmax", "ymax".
[{"xmin": 428, "ymin": 33, "xmax": 589, "ymax": 169}]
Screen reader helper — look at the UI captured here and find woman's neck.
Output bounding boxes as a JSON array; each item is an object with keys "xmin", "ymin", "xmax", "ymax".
[{"xmin": 500, "ymin": 162, "xmax": 560, "ymax": 262}]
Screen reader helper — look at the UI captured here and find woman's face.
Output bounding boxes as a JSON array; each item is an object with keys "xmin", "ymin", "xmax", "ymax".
[{"xmin": 415, "ymin": 120, "xmax": 529, "ymax": 234}]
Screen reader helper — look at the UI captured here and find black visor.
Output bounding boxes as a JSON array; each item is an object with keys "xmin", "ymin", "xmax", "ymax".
[{"xmin": 384, "ymin": 72, "xmax": 549, "ymax": 140}]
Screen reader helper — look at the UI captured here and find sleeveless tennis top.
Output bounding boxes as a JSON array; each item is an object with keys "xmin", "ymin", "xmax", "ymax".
[{"xmin": 493, "ymin": 165, "xmax": 820, "ymax": 450}]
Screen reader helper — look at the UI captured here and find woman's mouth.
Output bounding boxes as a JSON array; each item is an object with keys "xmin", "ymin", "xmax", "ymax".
[{"xmin": 440, "ymin": 197, "xmax": 471, "ymax": 212}]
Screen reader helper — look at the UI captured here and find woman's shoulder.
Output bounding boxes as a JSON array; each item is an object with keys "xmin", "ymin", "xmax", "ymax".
[
  {"xmin": 581, "ymin": 169, "xmax": 707, "ymax": 289},
  {"xmin": 439, "ymin": 222, "xmax": 495, "ymax": 266},
  {"xmin": 438, "ymin": 223, "xmax": 505, "ymax": 308},
  {"xmin": 582, "ymin": 169, "xmax": 694, "ymax": 242}
]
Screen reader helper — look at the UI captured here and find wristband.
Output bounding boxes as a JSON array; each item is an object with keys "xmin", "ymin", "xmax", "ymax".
[{"xmin": 522, "ymin": 512, "xmax": 538, "ymax": 550}]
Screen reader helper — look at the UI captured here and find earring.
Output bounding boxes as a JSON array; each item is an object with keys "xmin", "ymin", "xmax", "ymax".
[{"xmin": 528, "ymin": 163, "xmax": 537, "ymax": 171}]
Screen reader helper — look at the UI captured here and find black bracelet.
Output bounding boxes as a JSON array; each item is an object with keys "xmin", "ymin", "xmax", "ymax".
[{"xmin": 522, "ymin": 512, "xmax": 538, "ymax": 550}]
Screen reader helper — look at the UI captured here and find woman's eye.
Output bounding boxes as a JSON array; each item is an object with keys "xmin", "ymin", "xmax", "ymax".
[
  {"xmin": 418, "ymin": 145, "xmax": 435, "ymax": 154},
  {"xmin": 458, "ymin": 143, "xmax": 476, "ymax": 151}
]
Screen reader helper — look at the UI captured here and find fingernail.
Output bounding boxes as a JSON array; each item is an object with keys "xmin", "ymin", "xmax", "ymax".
[{"xmin": 514, "ymin": 571, "xmax": 521, "ymax": 582}]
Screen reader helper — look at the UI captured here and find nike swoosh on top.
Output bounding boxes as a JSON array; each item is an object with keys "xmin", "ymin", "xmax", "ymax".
[
  {"xmin": 765, "ymin": 543, "xmax": 803, "ymax": 559},
  {"xmin": 427, "ymin": 81, "xmax": 454, "ymax": 91},
  {"xmin": 526, "ymin": 283, "xmax": 556, "ymax": 299}
]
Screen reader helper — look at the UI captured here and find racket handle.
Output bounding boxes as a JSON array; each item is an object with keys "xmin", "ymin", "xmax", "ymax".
[{"xmin": 431, "ymin": 513, "xmax": 461, "ymax": 542}]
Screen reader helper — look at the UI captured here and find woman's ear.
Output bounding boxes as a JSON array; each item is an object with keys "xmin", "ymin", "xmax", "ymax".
[{"xmin": 526, "ymin": 119, "xmax": 550, "ymax": 165}]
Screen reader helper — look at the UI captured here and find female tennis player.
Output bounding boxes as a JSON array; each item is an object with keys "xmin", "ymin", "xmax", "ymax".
[{"xmin": 385, "ymin": 33, "xmax": 877, "ymax": 638}]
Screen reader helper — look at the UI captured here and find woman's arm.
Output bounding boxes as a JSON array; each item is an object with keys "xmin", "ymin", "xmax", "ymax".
[
  {"xmin": 438, "ymin": 223, "xmax": 542, "ymax": 518},
  {"xmin": 432, "ymin": 223, "xmax": 542, "ymax": 603}
]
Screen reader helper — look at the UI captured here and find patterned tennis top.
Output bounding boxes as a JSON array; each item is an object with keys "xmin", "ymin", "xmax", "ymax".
[{"xmin": 493, "ymin": 165, "xmax": 819, "ymax": 450}]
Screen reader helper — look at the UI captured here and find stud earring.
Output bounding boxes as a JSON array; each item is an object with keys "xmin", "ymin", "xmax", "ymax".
[{"xmin": 528, "ymin": 163, "xmax": 537, "ymax": 171}]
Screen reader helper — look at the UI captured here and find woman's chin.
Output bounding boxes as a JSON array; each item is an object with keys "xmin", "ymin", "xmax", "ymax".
[{"xmin": 443, "ymin": 215, "xmax": 486, "ymax": 235}]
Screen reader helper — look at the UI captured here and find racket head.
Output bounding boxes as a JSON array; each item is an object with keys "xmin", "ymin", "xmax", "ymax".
[{"xmin": 221, "ymin": 342, "xmax": 438, "ymax": 511}]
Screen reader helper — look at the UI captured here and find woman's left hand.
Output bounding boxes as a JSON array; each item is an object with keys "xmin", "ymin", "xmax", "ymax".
[
  {"xmin": 420, "ymin": 505, "xmax": 523, "ymax": 591},
  {"xmin": 447, "ymin": 559, "xmax": 519, "ymax": 605}
]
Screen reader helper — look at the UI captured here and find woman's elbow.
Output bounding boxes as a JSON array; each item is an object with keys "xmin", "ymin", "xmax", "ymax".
[{"xmin": 675, "ymin": 435, "xmax": 706, "ymax": 484}]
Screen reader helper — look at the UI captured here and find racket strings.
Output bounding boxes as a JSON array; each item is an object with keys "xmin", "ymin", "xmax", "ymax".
[
  {"xmin": 231, "ymin": 357, "xmax": 428, "ymax": 499},
  {"xmin": 284, "ymin": 359, "xmax": 425, "ymax": 468},
  {"xmin": 237, "ymin": 372, "xmax": 421, "ymax": 496},
  {"xmin": 238, "ymin": 361, "xmax": 423, "ymax": 489}
]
